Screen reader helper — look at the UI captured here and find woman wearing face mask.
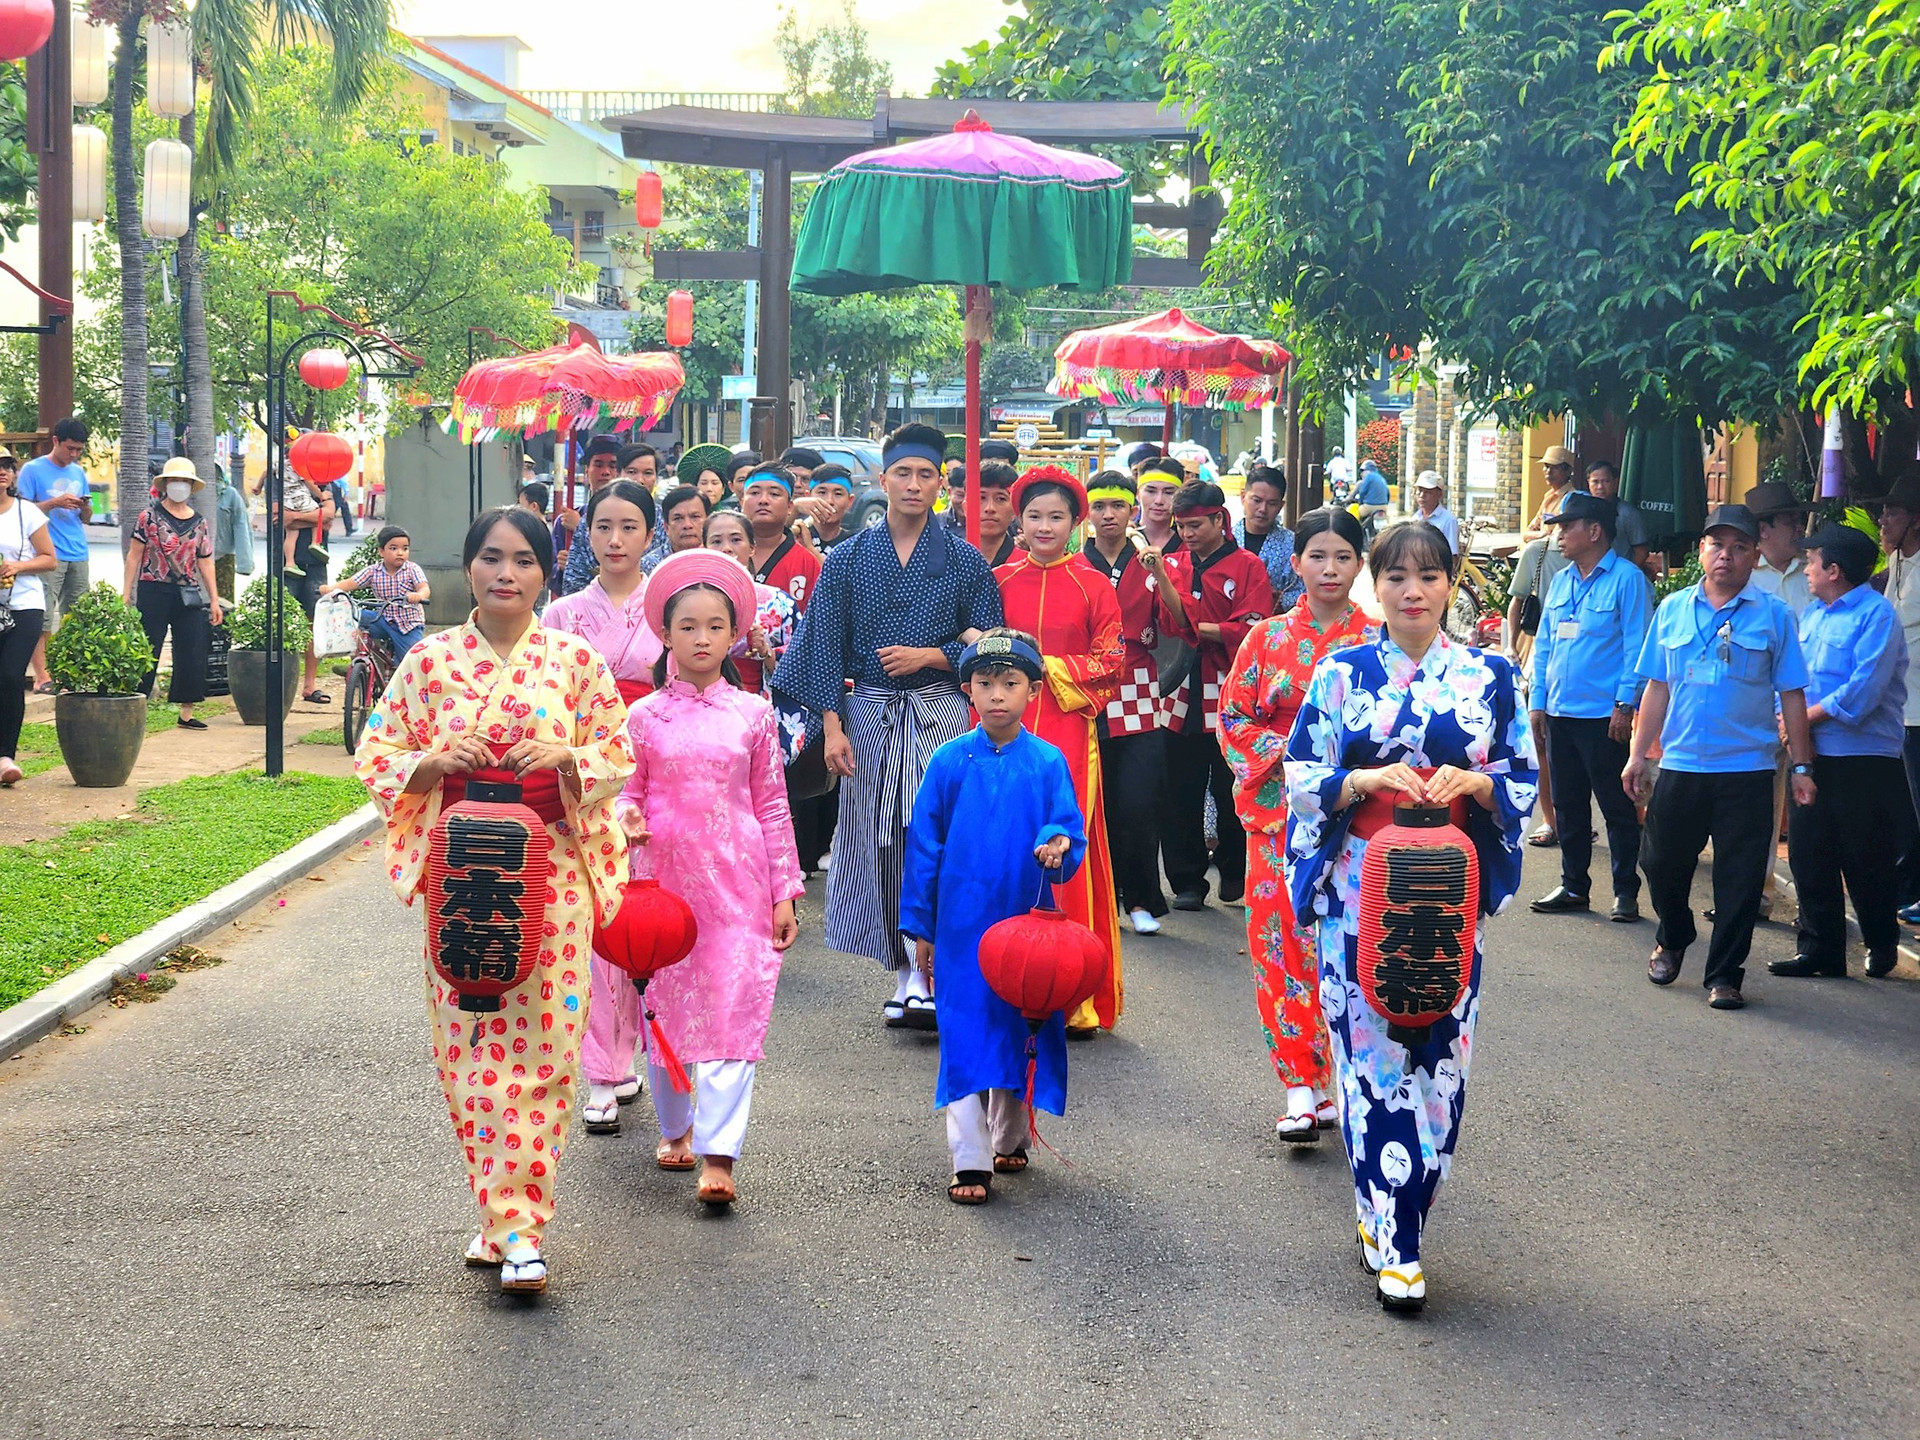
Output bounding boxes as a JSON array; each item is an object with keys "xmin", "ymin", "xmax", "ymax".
[
  {"xmin": 1219, "ymin": 508, "xmax": 1374, "ymax": 1144},
  {"xmin": 1282, "ymin": 520, "xmax": 1537, "ymax": 1313},
  {"xmin": 123, "ymin": 458, "xmax": 223, "ymax": 730},
  {"xmin": 0, "ymin": 456, "xmax": 57, "ymax": 784}
]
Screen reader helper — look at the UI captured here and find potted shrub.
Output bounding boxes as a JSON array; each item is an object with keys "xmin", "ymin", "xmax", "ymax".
[
  {"xmin": 225, "ymin": 576, "xmax": 312, "ymax": 725},
  {"xmin": 45, "ymin": 584, "xmax": 157, "ymax": 787}
]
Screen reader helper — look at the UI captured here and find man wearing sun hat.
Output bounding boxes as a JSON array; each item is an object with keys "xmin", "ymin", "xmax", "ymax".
[
  {"xmin": 1625, "ymin": 503, "xmax": 1815, "ymax": 1011},
  {"xmin": 1523, "ymin": 443, "xmax": 1582, "ymax": 543}
]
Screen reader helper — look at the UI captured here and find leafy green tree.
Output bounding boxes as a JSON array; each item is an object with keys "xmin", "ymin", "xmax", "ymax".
[
  {"xmin": 0, "ymin": 62, "xmax": 36, "ymax": 242},
  {"xmin": 1167, "ymin": 0, "xmax": 1807, "ymax": 426},
  {"xmin": 1609, "ymin": 0, "xmax": 1920, "ymax": 427},
  {"xmin": 774, "ymin": 1, "xmax": 893, "ymax": 117}
]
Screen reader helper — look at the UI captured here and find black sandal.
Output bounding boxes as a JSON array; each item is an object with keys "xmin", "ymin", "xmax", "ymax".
[
  {"xmin": 993, "ymin": 1149, "xmax": 1028, "ymax": 1174},
  {"xmin": 176, "ymin": 716, "xmax": 207, "ymax": 730},
  {"xmin": 303, "ymin": 690, "xmax": 332, "ymax": 704},
  {"xmin": 947, "ymin": 1170, "xmax": 992, "ymax": 1205}
]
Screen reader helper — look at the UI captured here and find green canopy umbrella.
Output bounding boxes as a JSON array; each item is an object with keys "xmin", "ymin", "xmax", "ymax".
[
  {"xmin": 791, "ymin": 109, "xmax": 1132, "ymax": 545},
  {"xmin": 1620, "ymin": 419, "xmax": 1708, "ymax": 548}
]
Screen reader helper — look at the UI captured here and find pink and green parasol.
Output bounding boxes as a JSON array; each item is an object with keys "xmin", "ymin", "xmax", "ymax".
[
  {"xmin": 448, "ymin": 324, "xmax": 685, "ymax": 443},
  {"xmin": 791, "ymin": 111, "xmax": 1132, "ymax": 546},
  {"xmin": 1049, "ymin": 308, "xmax": 1290, "ymax": 430}
]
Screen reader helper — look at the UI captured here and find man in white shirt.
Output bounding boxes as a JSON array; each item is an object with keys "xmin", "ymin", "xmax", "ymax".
[
  {"xmin": 1878, "ymin": 475, "xmax": 1920, "ymax": 923},
  {"xmin": 1747, "ymin": 480, "xmax": 1814, "ymax": 616},
  {"xmin": 1412, "ymin": 470, "xmax": 1459, "ymax": 554}
]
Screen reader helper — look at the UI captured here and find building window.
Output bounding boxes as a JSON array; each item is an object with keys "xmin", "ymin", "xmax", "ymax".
[{"xmin": 582, "ymin": 211, "xmax": 604, "ymax": 242}]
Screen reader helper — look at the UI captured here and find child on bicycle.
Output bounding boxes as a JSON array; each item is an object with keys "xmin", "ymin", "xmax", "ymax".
[{"xmin": 320, "ymin": 525, "xmax": 429, "ymax": 659}]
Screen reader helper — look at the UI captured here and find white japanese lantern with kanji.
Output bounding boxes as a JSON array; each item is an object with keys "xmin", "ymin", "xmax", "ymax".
[
  {"xmin": 142, "ymin": 137, "xmax": 191, "ymax": 238},
  {"xmin": 146, "ymin": 20, "xmax": 194, "ymax": 118},
  {"xmin": 70, "ymin": 16, "xmax": 108, "ymax": 107},
  {"xmin": 72, "ymin": 124, "xmax": 105, "ymax": 223}
]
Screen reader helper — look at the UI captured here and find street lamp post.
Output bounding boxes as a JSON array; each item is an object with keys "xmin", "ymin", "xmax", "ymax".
[{"xmin": 262, "ymin": 292, "xmax": 420, "ymax": 776}]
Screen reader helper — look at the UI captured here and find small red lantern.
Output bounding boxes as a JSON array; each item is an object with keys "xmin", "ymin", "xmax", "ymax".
[
  {"xmin": 289, "ymin": 430, "xmax": 354, "ymax": 485},
  {"xmin": 1355, "ymin": 803, "xmax": 1479, "ymax": 1046},
  {"xmin": 592, "ymin": 877, "xmax": 699, "ymax": 1092},
  {"xmin": 298, "ymin": 347, "xmax": 351, "ymax": 391},
  {"xmin": 664, "ymin": 289, "xmax": 694, "ymax": 348},
  {"xmin": 425, "ymin": 777, "xmax": 554, "ymax": 1015},
  {"xmin": 0, "ymin": 0, "xmax": 55, "ymax": 62},
  {"xmin": 634, "ymin": 170, "xmax": 662, "ymax": 230}
]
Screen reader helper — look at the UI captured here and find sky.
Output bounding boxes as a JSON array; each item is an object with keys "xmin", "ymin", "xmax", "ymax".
[{"xmin": 392, "ymin": 0, "xmax": 1017, "ymax": 95}]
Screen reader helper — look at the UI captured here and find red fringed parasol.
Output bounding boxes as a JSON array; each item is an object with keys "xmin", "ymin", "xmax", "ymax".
[
  {"xmin": 1049, "ymin": 307, "xmax": 1290, "ymax": 443},
  {"xmin": 449, "ymin": 323, "xmax": 685, "ymax": 442}
]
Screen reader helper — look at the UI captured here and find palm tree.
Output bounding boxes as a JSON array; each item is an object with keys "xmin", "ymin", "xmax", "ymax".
[{"xmin": 103, "ymin": 0, "xmax": 390, "ymax": 546}]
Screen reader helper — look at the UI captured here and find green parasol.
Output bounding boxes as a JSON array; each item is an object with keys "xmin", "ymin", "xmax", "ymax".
[
  {"xmin": 1621, "ymin": 419, "xmax": 1708, "ymax": 547},
  {"xmin": 791, "ymin": 110, "xmax": 1132, "ymax": 545}
]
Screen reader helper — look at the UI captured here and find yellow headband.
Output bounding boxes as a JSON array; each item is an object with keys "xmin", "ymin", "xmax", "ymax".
[{"xmin": 1086, "ymin": 485, "xmax": 1136, "ymax": 505}]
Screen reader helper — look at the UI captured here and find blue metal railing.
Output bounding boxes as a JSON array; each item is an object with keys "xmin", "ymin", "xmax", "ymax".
[{"xmin": 527, "ymin": 91, "xmax": 783, "ymax": 122}]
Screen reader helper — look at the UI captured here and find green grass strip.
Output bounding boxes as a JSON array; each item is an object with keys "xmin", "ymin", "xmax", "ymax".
[{"xmin": 0, "ymin": 769, "xmax": 369, "ymax": 1007}]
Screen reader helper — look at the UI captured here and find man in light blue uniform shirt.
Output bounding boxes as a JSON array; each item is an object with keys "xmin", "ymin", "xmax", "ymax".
[
  {"xmin": 1624, "ymin": 504, "xmax": 1815, "ymax": 1011},
  {"xmin": 18, "ymin": 417, "xmax": 92, "ymax": 693},
  {"xmin": 1773, "ymin": 523, "xmax": 1907, "ymax": 980},
  {"xmin": 1527, "ymin": 493, "xmax": 1653, "ymax": 921}
]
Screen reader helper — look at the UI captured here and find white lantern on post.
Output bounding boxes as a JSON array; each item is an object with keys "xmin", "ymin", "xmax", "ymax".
[
  {"xmin": 72, "ymin": 123, "xmax": 105, "ymax": 223},
  {"xmin": 142, "ymin": 136, "xmax": 190, "ymax": 238},
  {"xmin": 70, "ymin": 15, "xmax": 109, "ymax": 107},
  {"xmin": 147, "ymin": 20, "xmax": 193, "ymax": 119}
]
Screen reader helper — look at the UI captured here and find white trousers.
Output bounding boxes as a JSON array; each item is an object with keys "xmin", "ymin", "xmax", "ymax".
[
  {"xmin": 649, "ymin": 1058, "xmax": 756, "ymax": 1159},
  {"xmin": 945, "ymin": 1088, "xmax": 1027, "ymax": 1173}
]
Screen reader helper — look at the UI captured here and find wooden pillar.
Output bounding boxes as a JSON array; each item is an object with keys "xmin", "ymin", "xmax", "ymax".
[
  {"xmin": 1282, "ymin": 357, "xmax": 1303, "ymax": 526},
  {"xmin": 759, "ymin": 148, "xmax": 793, "ymax": 452},
  {"xmin": 27, "ymin": 4, "xmax": 73, "ymax": 429}
]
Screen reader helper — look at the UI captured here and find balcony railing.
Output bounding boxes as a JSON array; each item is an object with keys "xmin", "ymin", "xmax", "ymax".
[{"xmin": 527, "ymin": 91, "xmax": 784, "ymax": 123}]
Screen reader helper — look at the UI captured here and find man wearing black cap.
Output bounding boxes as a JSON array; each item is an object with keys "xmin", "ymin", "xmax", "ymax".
[
  {"xmin": 1528, "ymin": 492, "xmax": 1654, "ymax": 921},
  {"xmin": 554, "ymin": 435, "xmax": 624, "ymax": 596},
  {"xmin": 1624, "ymin": 504, "xmax": 1816, "ymax": 1010},
  {"xmin": 943, "ymin": 439, "xmax": 1019, "ymax": 541},
  {"xmin": 1773, "ymin": 523, "xmax": 1908, "ymax": 978},
  {"xmin": 718, "ymin": 450, "xmax": 762, "ymax": 513},
  {"xmin": 778, "ymin": 446, "xmax": 825, "ymax": 492}
]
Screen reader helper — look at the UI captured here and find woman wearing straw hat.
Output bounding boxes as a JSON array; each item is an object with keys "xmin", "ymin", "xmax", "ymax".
[{"xmin": 123, "ymin": 457, "xmax": 223, "ymax": 730}]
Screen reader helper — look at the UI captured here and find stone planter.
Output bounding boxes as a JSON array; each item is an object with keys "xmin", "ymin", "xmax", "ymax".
[
  {"xmin": 227, "ymin": 649, "xmax": 298, "ymax": 726},
  {"xmin": 53, "ymin": 692, "xmax": 148, "ymax": 788}
]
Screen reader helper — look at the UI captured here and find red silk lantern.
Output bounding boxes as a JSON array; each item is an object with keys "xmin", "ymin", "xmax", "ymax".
[
  {"xmin": 665, "ymin": 289, "xmax": 694, "ymax": 348},
  {"xmin": 592, "ymin": 877, "xmax": 699, "ymax": 1092},
  {"xmin": 425, "ymin": 778, "xmax": 554, "ymax": 1014},
  {"xmin": 289, "ymin": 430, "xmax": 354, "ymax": 485},
  {"xmin": 634, "ymin": 170, "xmax": 662, "ymax": 230},
  {"xmin": 1355, "ymin": 802, "xmax": 1479, "ymax": 1046},
  {"xmin": 298, "ymin": 347, "xmax": 351, "ymax": 391},
  {"xmin": 0, "ymin": 0, "xmax": 54, "ymax": 62}
]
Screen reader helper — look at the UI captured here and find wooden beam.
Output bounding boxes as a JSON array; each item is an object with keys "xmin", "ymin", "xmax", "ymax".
[
  {"xmin": 1127, "ymin": 257, "xmax": 1208, "ymax": 288},
  {"xmin": 651, "ymin": 249, "xmax": 762, "ymax": 283}
]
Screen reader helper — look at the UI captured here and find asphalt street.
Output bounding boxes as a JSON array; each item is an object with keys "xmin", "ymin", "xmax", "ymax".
[{"xmin": 2, "ymin": 837, "xmax": 1917, "ymax": 1440}]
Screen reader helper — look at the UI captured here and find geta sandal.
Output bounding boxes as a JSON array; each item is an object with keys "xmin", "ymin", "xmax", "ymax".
[
  {"xmin": 947, "ymin": 1170, "xmax": 993, "ymax": 1205},
  {"xmin": 993, "ymin": 1149, "xmax": 1028, "ymax": 1174}
]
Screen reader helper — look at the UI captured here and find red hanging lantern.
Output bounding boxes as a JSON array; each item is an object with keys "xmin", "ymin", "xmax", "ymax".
[
  {"xmin": 1355, "ymin": 802, "xmax": 1479, "ymax": 1046},
  {"xmin": 664, "ymin": 289, "xmax": 694, "ymax": 348},
  {"xmin": 298, "ymin": 347, "xmax": 351, "ymax": 391},
  {"xmin": 289, "ymin": 430, "xmax": 354, "ymax": 485},
  {"xmin": 425, "ymin": 777, "xmax": 554, "ymax": 1015},
  {"xmin": 592, "ymin": 877, "xmax": 700, "ymax": 1093},
  {"xmin": 0, "ymin": 0, "xmax": 55, "ymax": 62},
  {"xmin": 634, "ymin": 170, "xmax": 662, "ymax": 230}
]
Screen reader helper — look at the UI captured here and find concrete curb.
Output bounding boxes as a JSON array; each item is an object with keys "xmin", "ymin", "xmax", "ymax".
[{"xmin": 0, "ymin": 802, "xmax": 381, "ymax": 1061}]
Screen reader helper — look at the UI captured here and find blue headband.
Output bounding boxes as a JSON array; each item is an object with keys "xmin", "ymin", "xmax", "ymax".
[
  {"xmin": 883, "ymin": 441, "xmax": 944, "ymax": 469},
  {"xmin": 744, "ymin": 468, "xmax": 792, "ymax": 494},
  {"xmin": 959, "ymin": 634, "xmax": 1044, "ymax": 682}
]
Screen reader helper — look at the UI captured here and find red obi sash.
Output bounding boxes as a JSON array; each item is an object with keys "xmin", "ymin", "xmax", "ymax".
[
  {"xmin": 440, "ymin": 745, "xmax": 567, "ymax": 825},
  {"xmin": 1348, "ymin": 767, "xmax": 1470, "ymax": 840},
  {"xmin": 614, "ymin": 677, "xmax": 652, "ymax": 708}
]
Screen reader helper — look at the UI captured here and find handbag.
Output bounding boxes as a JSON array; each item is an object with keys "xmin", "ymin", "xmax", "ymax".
[
  {"xmin": 178, "ymin": 580, "xmax": 208, "ymax": 609},
  {"xmin": 1517, "ymin": 542, "xmax": 1547, "ymax": 636}
]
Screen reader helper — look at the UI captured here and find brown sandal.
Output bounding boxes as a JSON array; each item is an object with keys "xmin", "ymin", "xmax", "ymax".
[
  {"xmin": 993, "ymin": 1149, "xmax": 1028, "ymax": 1173},
  {"xmin": 655, "ymin": 1139, "xmax": 697, "ymax": 1171},
  {"xmin": 947, "ymin": 1170, "xmax": 992, "ymax": 1204}
]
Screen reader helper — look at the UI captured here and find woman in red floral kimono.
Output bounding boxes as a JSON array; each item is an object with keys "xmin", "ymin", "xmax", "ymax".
[
  {"xmin": 995, "ymin": 466, "xmax": 1126, "ymax": 1033},
  {"xmin": 1219, "ymin": 507, "xmax": 1373, "ymax": 1139}
]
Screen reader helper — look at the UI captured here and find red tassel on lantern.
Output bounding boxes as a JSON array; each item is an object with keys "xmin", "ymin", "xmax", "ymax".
[
  {"xmin": 425, "ymin": 778, "xmax": 554, "ymax": 1016},
  {"xmin": 289, "ymin": 430, "xmax": 354, "ymax": 485},
  {"xmin": 1355, "ymin": 802, "xmax": 1479, "ymax": 1047},
  {"xmin": 977, "ymin": 888, "xmax": 1109, "ymax": 1156},
  {"xmin": 592, "ymin": 877, "xmax": 699, "ymax": 1094}
]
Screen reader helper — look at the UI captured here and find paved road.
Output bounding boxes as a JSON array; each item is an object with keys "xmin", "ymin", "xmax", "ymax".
[{"xmin": 2, "ymin": 840, "xmax": 1917, "ymax": 1439}]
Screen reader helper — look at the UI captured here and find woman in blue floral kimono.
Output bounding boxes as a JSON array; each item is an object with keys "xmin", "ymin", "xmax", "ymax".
[{"xmin": 1284, "ymin": 521, "xmax": 1537, "ymax": 1313}]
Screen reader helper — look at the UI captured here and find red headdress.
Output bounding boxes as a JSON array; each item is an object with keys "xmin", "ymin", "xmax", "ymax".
[{"xmin": 1010, "ymin": 463, "xmax": 1089, "ymax": 521}]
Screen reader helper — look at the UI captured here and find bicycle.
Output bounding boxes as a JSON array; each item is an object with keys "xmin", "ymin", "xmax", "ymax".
[
  {"xmin": 1446, "ymin": 517, "xmax": 1514, "ymax": 647},
  {"xmin": 341, "ymin": 610, "xmax": 398, "ymax": 753}
]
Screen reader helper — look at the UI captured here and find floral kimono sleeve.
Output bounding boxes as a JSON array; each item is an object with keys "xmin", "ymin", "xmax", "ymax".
[
  {"xmin": 561, "ymin": 646, "xmax": 637, "ymax": 927},
  {"xmin": 1464, "ymin": 653, "xmax": 1538, "ymax": 918},
  {"xmin": 353, "ymin": 645, "xmax": 443, "ymax": 905},
  {"xmin": 1282, "ymin": 653, "xmax": 1359, "ymax": 922}
]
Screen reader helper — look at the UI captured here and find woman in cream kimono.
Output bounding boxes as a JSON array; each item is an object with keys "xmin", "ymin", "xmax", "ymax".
[{"xmin": 355, "ymin": 507, "xmax": 633, "ymax": 1295}]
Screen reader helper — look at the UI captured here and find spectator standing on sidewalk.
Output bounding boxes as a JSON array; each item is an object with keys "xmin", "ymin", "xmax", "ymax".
[
  {"xmin": 1527, "ymin": 493, "xmax": 1653, "ymax": 923},
  {"xmin": 19, "ymin": 417, "xmax": 92, "ymax": 695},
  {"xmin": 0, "ymin": 460, "xmax": 55, "ymax": 785},
  {"xmin": 1745, "ymin": 479, "xmax": 1815, "ymax": 922},
  {"xmin": 212, "ymin": 463, "xmax": 254, "ymax": 603},
  {"xmin": 1508, "ymin": 531, "xmax": 1572, "ymax": 846},
  {"xmin": 1773, "ymin": 524, "xmax": 1907, "ymax": 980},
  {"xmin": 1878, "ymin": 474, "xmax": 1920, "ymax": 924},
  {"xmin": 1583, "ymin": 460, "xmax": 1651, "ymax": 573},
  {"xmin": 1625, "ymin": 504, "xmax": 1814, "ymax": 1011},
  {"xmin": 125, "ymin": 458, "xmax": 223, "ymax": 731}
]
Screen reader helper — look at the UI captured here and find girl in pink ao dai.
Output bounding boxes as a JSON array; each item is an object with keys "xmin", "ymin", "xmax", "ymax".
[{"xmin": 616, "ymin": 550, "xmax": 803, "ymax": 1207}]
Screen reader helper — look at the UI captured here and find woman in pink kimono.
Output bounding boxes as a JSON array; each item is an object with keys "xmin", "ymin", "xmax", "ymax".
[
  {"xmin": 618, "ymin": 550, "xmax": 803, "ymax": 1206},
  {"xmin": 542, "ymin": 480, "xmax": 661, "ymax": 1134}
]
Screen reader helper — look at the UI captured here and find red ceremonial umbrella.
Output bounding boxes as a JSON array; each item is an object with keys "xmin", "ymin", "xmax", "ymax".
[
  {"xmin": 1048, "ymin": 306, "xmax": 1291, "ymax": 445},
  {"xmin": 449, "ymin": 323, "xmax": 685, "ymax": 444}
]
